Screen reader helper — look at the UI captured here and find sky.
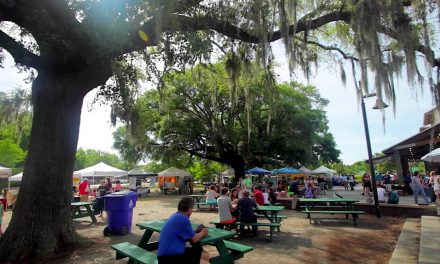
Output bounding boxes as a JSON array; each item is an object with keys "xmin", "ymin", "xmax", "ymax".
[{"xmin": 0, "ymin": 43, "xmax": 435, "ymax": 165}]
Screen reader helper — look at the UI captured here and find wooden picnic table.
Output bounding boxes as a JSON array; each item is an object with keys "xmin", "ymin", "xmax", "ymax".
[
  {"xmin": 136, "ymin": 219, "xmax": 251, "ymax": 263},
  {"xmin": 71, "ymin": 202, "xmax": 97, "ymax": 222}
]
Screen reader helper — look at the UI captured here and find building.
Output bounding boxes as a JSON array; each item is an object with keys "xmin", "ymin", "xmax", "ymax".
[{"xmin": 377, "ymin": 107, "xmax": 440, "ymax": 182}]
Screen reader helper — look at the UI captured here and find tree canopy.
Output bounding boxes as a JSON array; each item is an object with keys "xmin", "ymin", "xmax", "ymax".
[
  {"xmin": 1, "ymin": 0, "xmax": 439, "ymax": 260},
  {"xmin": 114, "ymin": 62, "xmax": 340, "ymax": 179}
]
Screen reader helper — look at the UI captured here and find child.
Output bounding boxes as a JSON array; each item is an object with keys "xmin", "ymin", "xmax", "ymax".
[
  {"xmin": 206, "ymin": 185, "xmax": 218, "ymax": 211},
  {"xmin": 262, "ymin": 188, "xmax": 270, "ymax": 205}
]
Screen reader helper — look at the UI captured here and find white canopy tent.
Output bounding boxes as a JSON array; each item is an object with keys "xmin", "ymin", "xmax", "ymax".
[
  {"xmin": 8, "ymin": 172, "xmax": 22, "ymax": 182},
  {"xmin": 9, "ymin": 172, "xmax": 82, "ymax": 182},
  {"xmin": 312, "ymin": 165, "xmax": 336, "ymax": 175},
  {"xmin": 75, "ymin": 162, "xmax": 127, "ymax": 183},
  {"xmin": 0, "ymin": 166, "xmax": 11, "ymax": 178},
  {"xmin": 1, "ymin": 166, "xmax": 12, "ymax": 189},
  {"xmin": 299, "ymin": 166, "xmax": 312, "ymax": 174}
]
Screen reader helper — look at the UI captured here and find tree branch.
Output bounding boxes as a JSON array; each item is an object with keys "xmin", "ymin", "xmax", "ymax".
[
  {"xmin": 303, "ymin": 39, "xmax": 359, "ymax": 61},
  {"xmin": 0, "ymin": 30, "xmax": 40, "ymax": 69}
]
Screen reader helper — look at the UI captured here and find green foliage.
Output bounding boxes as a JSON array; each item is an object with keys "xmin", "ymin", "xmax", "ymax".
[
  {"xmin": 74, "ymin": 148, "xmax": 127, "ymax": 170},
  {"xmin": 0, "ymin": 139, "xmax": 26, "ymax": 168},
  {"xmin": 188, "ymin": 161, "xmax": 227, "ymax": 183},
  {"xmin": 118, "ymin": 61, "xmax": 340, "ymax": 175}
]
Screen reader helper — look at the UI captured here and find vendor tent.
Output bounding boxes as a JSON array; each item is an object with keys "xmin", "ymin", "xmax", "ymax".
[
  {"xmin": 246, "ymin": 167, "xmax": 271, "ymax": 175},
  {"xmin": 9, "ymin": 172, "xmax": 82, "ymax": 185},
  {"xmin": 299, "ymin": 166, "xmax": 312, "ymax": 174},
  {"xmin": 273, "ymin": 167, "xmax": 305, "ymax": 177},
  {"xmin": 221, "ymin": 168, "xmax": 235, "ymax": 176},
  {"xmin": 8, "ymin": 172, "xmax": 22, "ymax": 182},
  {"xmin": 0, "ymin": 166, "xmax": 12, "ymax": 179},
  {"xmin": 312, "ymin": 165, "xmax": 336, "ymax": 175},
  {"xmin": 128, "ymin": 168, "xmax": 157, "ymax": 176},
  {"xmin": 75, "ymin": 162, "xmax": 127, "ymax": 183},
  {"xmin": 158, "ymin": 167, "xmax": 192, "ymax": 193}
]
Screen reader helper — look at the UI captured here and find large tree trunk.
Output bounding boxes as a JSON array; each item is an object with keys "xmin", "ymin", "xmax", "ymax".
[
  {"xmin": 231, "ymin": 156, "xmax": 246, "ymax": 183},
  {"xmin": 0, "ymin": 72, "xmax": 88, "ymax": 261}
]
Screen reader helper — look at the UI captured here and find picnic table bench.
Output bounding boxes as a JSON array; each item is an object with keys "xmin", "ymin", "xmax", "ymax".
[
  {"xmin": 299, "ymin": 198, "xmax": 364, "ymax": 226},
  {"xmin": 189, "ymin": 194, "xmax": 207, "ymax": 209},
  {"xmin": 209, "ymin": 219, "xmax": 281, "ymax": 241},
  {"xmin": 110, "ymin": 219, "xmax": 253, "ymax": 264},
  {"xmin": 71, "ymin": 202, "xmax": 97, "ymax": 222}
]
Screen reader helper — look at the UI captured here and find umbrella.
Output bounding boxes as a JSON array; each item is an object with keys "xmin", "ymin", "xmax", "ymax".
[
  {"xmin": 245, "ymin": 167, "xmax": 271, "ymax": 175},
  {"xmin": 421, "ymin": 148, "xmax": 440, "ymax": 163}
]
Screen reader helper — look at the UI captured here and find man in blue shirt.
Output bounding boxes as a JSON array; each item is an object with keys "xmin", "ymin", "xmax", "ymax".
[{"xmin": 158, "ymin": 197, "xmax": 209, "ymax": 264}]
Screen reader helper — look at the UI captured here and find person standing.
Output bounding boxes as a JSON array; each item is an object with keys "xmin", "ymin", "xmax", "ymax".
[
  {"xmin": 363, "ymin": 173, "xmax": 372, "ymax": 197},
  {"xmin": 78, "ymin": 178, "xmax": 90, "ymax": 202},
  {"xmin": 383, "ymin": 172, "xmax": 392, "ymax": 192},
  {"xmin": 411, "ymin": 171, "xmax": 430, "ymax": 205},
  {"xmin": 348, "ymin": 175, "xmax": 355, "ymax": 191},
  {"xmin": 205, "ymin": 185, "xmax": 218, "ymax": 211},
  {"xmin": 243, "ymin": 176, "xmax": 252, "ymax": 191},
  {"xmin": 158, "ymin": 197, "xmax": 209, "ymax": 264},
  {"xmin": 289, "ymin": 178, "xmax": 299, "ymax": 195},
  {"xmin": 432, "ymin": 169, "xmax": 440, "ymax": 214}
]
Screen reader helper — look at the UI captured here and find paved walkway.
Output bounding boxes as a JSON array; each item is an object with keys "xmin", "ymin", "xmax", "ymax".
[{"xmin": 325, "ymin": 185, "xmax": 435, "ymax": 206}]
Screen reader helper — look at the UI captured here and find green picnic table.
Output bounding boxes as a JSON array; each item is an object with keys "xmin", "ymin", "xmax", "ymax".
[
  {"xmin": 71, "ymin": 202, "xmax": 97, "ymax": 222},
  {"xmin": 136, "ymin": 219, "xmax": 252, "ymax": 263},
  {"xmin": 189, "ymin": 194, "xmax": 206, "ymax": 209},
  {"xmin": 299, "ymin": 198, "xmax": 364, "ymax": 226},
  {"xmin": 255, "ymin": 205, "xmax": 285, "ymax": 232},
  {"xmin": 299, "ymin": 198, "xmax": 359, "ymax": 210}
]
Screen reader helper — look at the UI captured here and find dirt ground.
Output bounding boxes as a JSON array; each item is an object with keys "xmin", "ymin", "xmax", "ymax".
[{"xmin": 1, "ymin": 195, "xmax": 404, "ymax": 264}]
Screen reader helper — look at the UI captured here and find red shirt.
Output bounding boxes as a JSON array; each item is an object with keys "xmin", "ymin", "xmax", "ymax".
[
  {"xmin": 254, "ymin": 190, "xmax": 264, "ymax": 206},
  {"xmin": 78, "ymin": 181, "xmax": 89, "ymax": 195}
]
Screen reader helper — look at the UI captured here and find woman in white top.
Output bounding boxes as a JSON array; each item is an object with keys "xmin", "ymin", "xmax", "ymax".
[{"xmin": 432, "ymin": 170, "xmax": 440, "ymax": 201}]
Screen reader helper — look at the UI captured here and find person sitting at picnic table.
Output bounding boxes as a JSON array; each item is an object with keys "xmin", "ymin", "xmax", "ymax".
[
  {"xmin": 158, "ymin": 197, "xmax": 209, "ymax": 264},
  {"xmin": 113, "ymin": 180, "xmax": 123, "ymax": 192},
  {"xmin": 304, "ymin": 183, "xmax": 314, "ymax": 198},
  {"xmin": 268, "ymin": 188, "xmax": 277, "ymax": 205},
  {"xmin": 237, "ymin": 191, "xmax": 258, "ymax": 236},
  {"xmin": 217, "ymin": 188, "xmax": 237, "ymax": 225},
  {"xmin": 253, "ymin": 186, "xmax": 265, "ymax": 206},
  {"xmin": 78, "ymin": 178, "xmax": 90, "ymax": 202},
  {"xmin": 262, "ymin": 188, "xmax": 270, "ymax": 205},
  {"xmin": 289, "ymin": 178, "xmax": 300, "ymax": 195},
  {"xmin": 206, "ymin": 185, "xmax": 218, "ymax": 211}
]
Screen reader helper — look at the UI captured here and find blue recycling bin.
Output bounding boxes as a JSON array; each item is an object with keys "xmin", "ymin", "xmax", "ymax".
[{"xmin": 102, "ymin": 191, "xmax": 137, "ymax": 236}]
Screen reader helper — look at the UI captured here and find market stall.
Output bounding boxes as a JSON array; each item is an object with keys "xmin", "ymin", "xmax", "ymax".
[
  {"xmin": 127, "ymin": 168, "xmax": 157, "ymax": 196},
  {"xmin": 74, "ymin": 162, "xmax": 127, "ymax": 184},
  {"xmin": 158, "ymin": 167, "xmax": 193, "ymax": 194}
]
